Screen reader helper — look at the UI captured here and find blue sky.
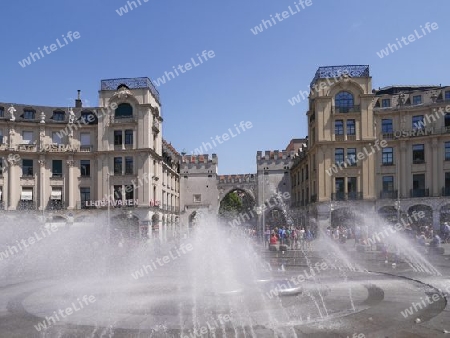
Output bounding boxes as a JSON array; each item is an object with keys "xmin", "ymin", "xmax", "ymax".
[{"xmin": 2, "ymin": 0, "xmax": 450, "ymax": 174}]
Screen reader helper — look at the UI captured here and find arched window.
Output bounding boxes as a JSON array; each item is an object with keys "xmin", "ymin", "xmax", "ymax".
[
  {"xmin": 335, "ymin": 91, "xmax": 354, "ymax": 113},
  {"xmin": 115, "ymin": 103, "xmax": 133, "ymax": 119}
]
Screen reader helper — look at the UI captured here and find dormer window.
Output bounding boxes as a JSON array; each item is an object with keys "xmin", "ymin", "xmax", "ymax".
[
  {"xmin": 413, "ymin": 95, "xmax": 422, "ymax": 105},
  {"xmin": 80, "ymin": 111, "xmax": 97, "ymax": 125},
  {"xmin": 52, "ymin": 110, "xmax": 65, "ymax": 121},
  {"xmin": 0, "ymin": 107, "xmax": 4, "ymax": 118},
  {"xmin": 115, "ymin": 103, "xmax": 133, "ymax": 119},
  {"xmin": 23, "ymin": 109, "xmax": 35, "ymax": 120}
]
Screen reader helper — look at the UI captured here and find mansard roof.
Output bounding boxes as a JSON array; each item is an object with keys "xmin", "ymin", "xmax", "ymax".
[{"xmin": 0, "ymin": 102, "xmax": 99, "ymax": 124}]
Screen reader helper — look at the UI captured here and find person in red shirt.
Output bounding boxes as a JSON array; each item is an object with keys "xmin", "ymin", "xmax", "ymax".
[{"xmin": 270, "ymin": 233, "xmax": 278, "ymax": 245}]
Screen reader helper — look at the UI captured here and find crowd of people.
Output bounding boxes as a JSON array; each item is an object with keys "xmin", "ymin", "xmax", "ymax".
[
  {"xmin": 266, "ymin": 226, "xmax": 316, "ymax": 250},
  {"xmin": 324, "ymin": 222, "xmax": 450, "ymax": 249}
]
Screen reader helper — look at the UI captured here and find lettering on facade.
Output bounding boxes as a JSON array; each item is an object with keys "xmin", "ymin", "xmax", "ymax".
[
  {"xmin": 394, "ymin": 128, "xmax": 434, "ymax": 138},
  {"xmin": 85, "ymin": 199, "xmax": 139, "ymax": 207},
  {"xmin": 149, "ymin": 199, "xmax": 160, "ymax": 207},
  {"xmin": 41, "ymin": 144, "xmax": 80, "ymax": 152}
]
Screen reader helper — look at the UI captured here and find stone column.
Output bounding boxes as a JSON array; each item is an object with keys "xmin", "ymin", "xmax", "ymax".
[
  {"xmin": 67, "ymin": 159, "xmax": 75, "ymax": 209},
  {"xmin": 38, "ymin": 159, "xmax": 46, "ymax": 211},
  {"xmin": 400, "ymin": 142, "xmax": 407, "ymax": 198},
  {"xmin": 7, "ymin": 155, "xmax": 19, "ymax": 210},
  {"xmin": 431, "ymin": 139, "xmax": 439, "ymax": 197}
]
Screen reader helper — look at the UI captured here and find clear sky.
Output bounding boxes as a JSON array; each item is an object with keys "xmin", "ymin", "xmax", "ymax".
[{"xmin": 2, "ymin": 0, "xmax": 449, "ymax": 174}]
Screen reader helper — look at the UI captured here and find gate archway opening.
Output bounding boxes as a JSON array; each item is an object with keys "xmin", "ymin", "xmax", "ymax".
[{"xmin": 218, "ymin": 189, "xmax": 256, "ymax": 227}]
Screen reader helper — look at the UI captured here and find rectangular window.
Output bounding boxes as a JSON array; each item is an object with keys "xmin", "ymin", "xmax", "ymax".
[
  {"xmin": 445, "ymin": 91, "xmax": 450, "ymax": 101},
  {"xmin": 382, "ymin": 98, "xmax": 391, "ymax": 108},
  {"xmin": 80, "ymin": 187, "xmax": 90, "ymax": 208},
  {"xmin": 0, "ymin": 130, "xmax": 3, "ymax": 144},
  {"xmin": 348, "ymin": 177, "xmax": 357, "ymax": 193},
  {"xmin": 383, "ymin": 176, "xmax": 394, "ymax": 191},
  {"xmin": 80, "ymin": 133, "xmax": 91, "ymax": 146},
  {"xmin": 335, "ymin": 177, "xmax": 345, "ymax": 200},
  {"xmin": 125, "ymin": 185, "xmax": 134, "ymax": 200},
  {"xmin": 22, "ymin": 131, "xmax": 33, "ymax": 144},
  {"xmin": 346, "ymin": 119, "xmax": 356, "ymax": 135},
  {"xmin": 413, "ymin": 174, "xmax": 425, "ymax": 190},
  {"xmin": 52, "ymin": 160, "xmax": 63, "ymax": 177},
  {"xmin": 22, "ymin": 159, "xmax": 33, "ymax": 176},
  {"xmin": 382, "ymin": 119, "xmax": 393, "ymax": 133},
  {"xmin": 125, "ymin": 130, "xmax": 133, "ymax": 145},
  {"xmin": 52, "ymin": 131, "xmax": 62, "ymax": 144},
  {"xmin": 382, "ymin": 147, "xmax": 394, "ymax": 165},
  {"xmin": 335, "ymin": 148, "xmax": 344, "ymax": 165},
  {"xmin": 23, "ymin": 110, "xmax": 35, "ymax": 119},
  {"xmin": 412, "ymin": 115, "xmax": 424, "ymax": 130},
  {"xmin": 114, "ymin": 157, "xmax": 122, "ymax": 175},
  {"xmin": 446, "ymin": 172, "xmax": 450, "ymax": 189},
  {"xmin": 335, "ymin": 120, "xmax": 344, "ymax": 135},
  {"xmin": 445, "ymin": 142, "xmax": 450, "ymax": 161},
  {"xmin": 193, "ymin": 194, "xmax": 201, "ymax": 203},
  {"xmin": 413, "ymin": 95, "xmax": 422, "ymax": 105},
  {"xmin": 114, "ymin": 130, "xmax": 122, "ymax": 146},
  {"xmin": 347, "ymin": 148, "xmax": 357, "ymax": 166},
  {"xmin": 335, "ymin": 178, "xmax": 345, "ymax": 192},
  {"xmin": 445, "ymin": 114, "xmax": 450, "ymax": 128},
  {"xmin": 80, "ymin": 160, "xmax": 90, "ymax": 177},
  {"xmin": 0, "ymin": 107, "xmax": 4, "ymax": 118},
  {"xmin": 114, "ymin": 185, "xmax": 123, "ymax": 202},
  {"xmin": 53, "ymin": 112, "xmax": 65, "ymax": 121},
  {"xmin": 412, "ymin": 144, "xmax": 425, "ymax": 163},
  {"xmin": 125, "ymin": 156, "xmax": 133, "ymax": 174}
]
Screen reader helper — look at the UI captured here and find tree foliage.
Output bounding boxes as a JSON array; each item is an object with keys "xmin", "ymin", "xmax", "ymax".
[{"xmin": 219, "ymin": 191, "xmax": 244, "ymax": 217}]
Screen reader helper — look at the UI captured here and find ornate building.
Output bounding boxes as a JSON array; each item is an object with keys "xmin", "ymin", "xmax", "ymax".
[
  {"xmin": 290, "ymin": 65, "xmax": 450, "ymax": 231},
  {"xmin": 0, "ymin": 77, "xmax": 180, "ymax": 241}
]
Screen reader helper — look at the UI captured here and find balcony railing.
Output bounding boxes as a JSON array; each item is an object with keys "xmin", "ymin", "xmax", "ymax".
[
  {"xmin": 333, "ymin": 105, "xmax": 361, "ymax": 114},
  {"xmin": 410, "ymin": 188, "xmax": 429, "ymax": 198},
  {"xmin": 80, "ymin": 145, "xmax": 93, "ymax": 152},
  {"xmin": 380, "ymin": 190, "xmax": 398, "ymax": 199},
  {"xmin": 442, "ymin": 187, "xmax": 450, "ymax": 197},
  {"xmin": 332, "ymin": 192, "xmax": 363, "ymax": 201},
  {"xmin": 17, "ymin": 201, "xmax": 36, "ymax": 210}
]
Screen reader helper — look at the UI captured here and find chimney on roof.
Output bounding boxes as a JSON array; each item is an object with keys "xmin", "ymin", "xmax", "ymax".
[{"xmin": 75, "ymin": 90, "xmax": 82, "ymax": 108}]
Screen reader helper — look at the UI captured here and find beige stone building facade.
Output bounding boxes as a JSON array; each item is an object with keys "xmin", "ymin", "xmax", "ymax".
[
  {"xmin": 0, "ymin": 77, "xmax": 180, "ymax": 241},
  {"xmin": 290, "ymin": 65, "xmax": 450, "ymax": 231}
]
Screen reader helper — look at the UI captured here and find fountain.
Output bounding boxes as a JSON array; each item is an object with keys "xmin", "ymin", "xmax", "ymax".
[{"xmin": 0, "ymin": 208, "xmax": 449, "ymax": 337}]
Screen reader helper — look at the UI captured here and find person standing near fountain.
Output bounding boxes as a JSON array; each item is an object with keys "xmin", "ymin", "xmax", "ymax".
[{"xmin": 443, "ymin": 222, "xmax": 450, "ymax": 243}]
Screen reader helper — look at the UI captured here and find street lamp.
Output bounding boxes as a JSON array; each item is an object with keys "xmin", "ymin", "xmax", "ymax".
[
  {"xmin": 107, "ymin": 171, "xmax": 111, "ymax": 244},
  {"xmin": 396, "ymin": 144, "xmax": 400, "ymax": 223},
  {"xmin": 261, "ymin": 169, "xmax": 269, "ymax": 245},
  {"xmin": 330, "ymin": 200, "xmax": 334, "ymax": 227}
]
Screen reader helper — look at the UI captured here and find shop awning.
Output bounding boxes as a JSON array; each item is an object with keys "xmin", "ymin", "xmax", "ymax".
[
  {"xmin": 21, "ymin": 189, "xmax": 33, "ymax": 201},
  {"xmin": 51, "ymin": 188, "xmax": 62, "ymax": 200}
]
